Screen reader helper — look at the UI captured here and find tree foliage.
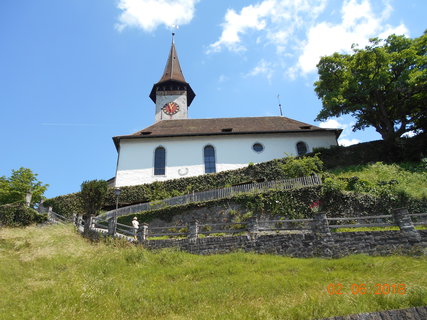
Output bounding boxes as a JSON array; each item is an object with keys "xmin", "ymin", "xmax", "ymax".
[
  {"xmin": 315, "ymin": 32, "xmax": 427, "ymax": 143},
  {"xmin": 0, "ymin": 167, "xmax": 48, "ymax": 207},
  {"xmin": 80, "ymin": 180, "xmax": 108, "ymax": 217}
]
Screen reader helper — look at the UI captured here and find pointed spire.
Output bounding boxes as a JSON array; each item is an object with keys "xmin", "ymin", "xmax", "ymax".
[
  {"xmin": 158, "ymin": 33, "xmax": 186, "ymax": 83},
  {"xmin": 149, "ymin": 34, "xmax": 195, "ymax": 106}
]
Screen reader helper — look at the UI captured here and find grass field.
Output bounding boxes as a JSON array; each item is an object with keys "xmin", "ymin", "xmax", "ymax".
[
  {"xmin": 329, "ymin": 162, "xmax": 427, "ymax": 199},
  {"xmin": 1, "ymin": 224, "xmax": 426, "ymax": 320}
]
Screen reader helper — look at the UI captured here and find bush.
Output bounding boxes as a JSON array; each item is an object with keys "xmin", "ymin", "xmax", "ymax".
[
  {"xmin": 80, "ymin": 180, "xmax": 108, "ymax": 216},
  {"xmin": 279, "ymin": 154, "xmax": 323, "ymax": 178},
  {"xmin": 312, "ymin": 133, "xmax": 427, "ymax": 168},
  {"xmin": 0, "ymin": 202, "xmax": 47, "ymax": 227},
  {"xmin": 45, "ymin": 158, "xmax": 295, "ymax": 216}
]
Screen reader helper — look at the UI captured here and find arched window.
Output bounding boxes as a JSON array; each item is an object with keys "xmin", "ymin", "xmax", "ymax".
[
  {"xmin": 296, "ymin": 141, "xmax": 308, "ymax": 156},
  {"xmin": 154, "ymin": 146, "xmax": 166, "ymax": 175},
  {"xmin": 204, "ymin": 145, "xmax": 216, "ymax": 173}
]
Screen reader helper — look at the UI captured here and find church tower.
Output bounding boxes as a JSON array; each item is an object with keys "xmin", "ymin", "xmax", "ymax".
[{"xmin": 149, "ymin": 34, "xmax": 195, "ymax": 122}]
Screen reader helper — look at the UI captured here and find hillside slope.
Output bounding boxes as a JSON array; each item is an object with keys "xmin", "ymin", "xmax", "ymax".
[{"xmin": 1, "ymin": 225, "xmax": 426, "ymax": 320}]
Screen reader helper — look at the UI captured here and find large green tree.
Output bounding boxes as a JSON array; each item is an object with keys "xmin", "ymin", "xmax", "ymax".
[
  {"xmin": 315, "ymin": 32, "xmax": 427, "ymax": 143},
  {"xmin": 0, "ymin": 167, "xmax": 48, "ymax": 207}
]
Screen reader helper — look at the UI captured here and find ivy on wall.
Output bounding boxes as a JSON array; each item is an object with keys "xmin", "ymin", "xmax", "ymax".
[{"xmin": 117, "ymin": 186, "xmax": 427, "ymax": 226}]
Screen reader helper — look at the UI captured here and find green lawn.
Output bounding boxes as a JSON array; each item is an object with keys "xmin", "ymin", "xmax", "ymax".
[{"xmin": 1, "ymin": 224, "xmax": 426, "ymax": 320}]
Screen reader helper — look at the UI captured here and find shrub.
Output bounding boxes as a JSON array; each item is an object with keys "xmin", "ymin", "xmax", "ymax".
[
  {"xmin": 279, "ymin": 154, "xmax": 323, "ymax": 178},
  {"xmin": 0, "ymin": 202, "xmax": 47, "ymax": 227},
  {"xmin": 80, "ymin": 180, "xmax": 108, "ymax": 234},
  {"xmin": 80, "ymin": 180, "xmax": 109, "ymax": 216}
]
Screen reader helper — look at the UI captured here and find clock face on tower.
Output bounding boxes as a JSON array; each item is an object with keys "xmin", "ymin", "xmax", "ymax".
[{"xmin": 162, "ymin": 102, "xmax": 180, "ymax": 116}]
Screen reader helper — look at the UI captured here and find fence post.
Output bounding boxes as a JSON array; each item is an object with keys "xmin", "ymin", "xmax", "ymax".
[
  {"xmin": 188, "ymin": 220, "xmax": 199, "ymax": 240},
  {"xmin": 311, "ymin": 213, "xmax": 331, "ymax": 236},
  {"xmin": 247, "ymin": 217, "xmax": 259, "ymax": 240},
  {"xmin": 137, "ymin": 223, "xmax": 148, "ymax": 242},
  {"xmin": 108, "ymin": 218, "xmax": 116, "ymax": 236},
  {"xmin": 47, "ymin": 206, "xmax": 53, "ymax": 221},
  {"xmin": 392, "ymin": 208, "xmax": 421, "ymax": 242},
  {"xmin": 311, "ymin": 213, "xmax": 334, "ymax": 256}
]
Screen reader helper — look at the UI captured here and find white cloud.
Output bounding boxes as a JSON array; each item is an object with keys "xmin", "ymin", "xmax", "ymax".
[
  {"xmin": 245, "ymin": 59, "xmax": 274, "ymax": 81},
  {"xmin": 319, "ymin": 119, "xmax": 347, "ymax": 130},
  {"xmin": 218, "ymin": 74, "xmax": 228, "ymax": 83},
  {"xmin": 209, "ymin": 0, "xmax": 408, "ymax": 78},
  {"xmin": 296, "ymin": 0, "xmax": 409, "ymax": 74},
  {"xmin": 208, "ymin": 0, "xmax": 276, "ymax": 53},
  {"xmin": 116, "ymin": 0, "xmax": 199, "ymax": 32},
  {"xmin": 319, "ymin": 119, "xmax": 360, "ymax": 146},
  {"xmin": 208, "ymin": 0, "xmax": 327, "ymax": 53},
  {"xmin": 338, "ymin": 138, "xmax": 360, "ymax": 146},
  {"xmin": 401, "ymin": 131, "xmax": 416, "ymax": 138}
]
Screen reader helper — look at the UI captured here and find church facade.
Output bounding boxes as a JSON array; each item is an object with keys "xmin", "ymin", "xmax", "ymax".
[{"xmin": 113, "ymin": 38, "xmax": 341, "ymax": 187}]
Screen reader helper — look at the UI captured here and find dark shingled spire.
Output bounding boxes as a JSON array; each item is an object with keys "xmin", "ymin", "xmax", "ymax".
[{"xmin": 149, "ymin": 34, "xmax": 195, "ymax": 106}]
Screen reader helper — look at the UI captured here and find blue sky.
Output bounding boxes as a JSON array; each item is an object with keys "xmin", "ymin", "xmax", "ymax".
[{"xmin": 1, "ymin": 0, "xmax": 425, "ymax": 198}]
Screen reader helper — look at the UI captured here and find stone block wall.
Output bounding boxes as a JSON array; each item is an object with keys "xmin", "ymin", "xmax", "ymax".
[
  {"xmin": 137, "ymin": 209, "xmax": 427, "ymax": 258},
  {"xmin": 319, "ymin": 305, "xmax": 427, "ymax": 320},
  {"xmin": 140, "ymin": 230, "xmax": 427, "ymax": 258}
]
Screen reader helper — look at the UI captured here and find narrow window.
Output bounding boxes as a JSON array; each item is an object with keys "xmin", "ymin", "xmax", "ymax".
[
  {"xmin": 296, "ymin": 142, "xmax": 308, "ymax": 156},
  {"xmin": 154, "ymin": 147, "xmax": 166, "ymax": 175},
  {"xmin": 204, "ymin": 145, "xmax": 216, "ymax": 173}
]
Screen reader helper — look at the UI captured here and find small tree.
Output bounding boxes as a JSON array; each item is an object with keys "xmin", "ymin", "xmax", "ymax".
[
  {"xmin": 80, "ymin": 180, "xmax": 108, "ymax": 234},
  {"xmin": 0, "ymin": 167, "xmax": 48, "ymax": 207}
]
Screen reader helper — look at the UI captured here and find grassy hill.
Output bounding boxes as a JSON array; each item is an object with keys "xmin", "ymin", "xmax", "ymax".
[
  {"xmin": 1, "ymin": 224, "xmax": 426, "ymax": 320},
  {"xmin": 329, "ymin": 161, "xmax": 427, "ymax": 199}
]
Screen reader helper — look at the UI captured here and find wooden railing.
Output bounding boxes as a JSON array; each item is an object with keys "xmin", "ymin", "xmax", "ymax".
[
  {"xmin": 327, "ymin": 214, "xmax": 394, "ymax": 229},
  {"xmin": 87, "ymin": 212, "xmax": 427, "ymax": 241}
]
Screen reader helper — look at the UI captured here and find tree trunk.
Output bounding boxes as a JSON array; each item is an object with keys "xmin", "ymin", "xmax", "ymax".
[{"xmin": 83, "ymin": 214, "xmax": 92, "ymax": 235}]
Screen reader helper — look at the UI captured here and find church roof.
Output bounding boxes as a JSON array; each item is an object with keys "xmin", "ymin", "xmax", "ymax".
[
  {"xmin": 113, "ymin": 116, "xmax": 342, "ymax": 150},
  {"xmin": 149, "ymin": 37, "xmax": 196, "ymax": 106}
]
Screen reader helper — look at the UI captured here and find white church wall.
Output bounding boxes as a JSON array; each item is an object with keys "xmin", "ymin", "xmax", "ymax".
[{"xmin": 115, "ymin": 132, "xmax": 337, "ymax": 187}]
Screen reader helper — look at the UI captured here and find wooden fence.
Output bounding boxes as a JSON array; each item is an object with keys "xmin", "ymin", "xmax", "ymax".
[{"xmin": 98, "ymin": 175, "xmax": 322, "ymax": 220}]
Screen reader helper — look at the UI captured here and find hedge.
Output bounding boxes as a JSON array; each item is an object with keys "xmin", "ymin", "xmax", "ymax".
[
  {"xmin": 0, "ymin": 202, "xmax": 48, "ymax": 227},
  {"xmin": 313, "ymin": 133, "xmax": 427, "ymax": 169},
  {"xmin": 45, "ymin": 134, "xmax": 427, "ymax": 217},
  {"xmin": 44, "ymin": 158, "xmax": 290, "ymax": 216},
  {"xmin": 117, "ymin": 186, "xmax": 427, "ymax": 226}
]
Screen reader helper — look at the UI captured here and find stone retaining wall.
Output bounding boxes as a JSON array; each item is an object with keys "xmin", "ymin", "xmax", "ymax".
[
  {"xmin": 141, "ymin": 229, "xmax": 427, "ymax": 258},
  {"xmin": 319, "ymin": 305, "xmax": 427, "ymax": 320}
]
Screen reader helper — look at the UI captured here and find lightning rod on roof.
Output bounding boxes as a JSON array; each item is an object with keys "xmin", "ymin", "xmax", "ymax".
[{"xmin": 277, "ymin": 94, "xmax": 283, "ymax": 116}]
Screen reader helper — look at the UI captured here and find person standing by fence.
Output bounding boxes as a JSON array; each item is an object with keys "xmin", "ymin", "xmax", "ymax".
[{"xmin": 132, "ymin": 217, "xmax": 139, "ymax": 240}]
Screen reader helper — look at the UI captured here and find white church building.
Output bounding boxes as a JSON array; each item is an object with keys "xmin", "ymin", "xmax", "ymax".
[{"xmin": 113, "ymin": 37, "xmax": 341, "ymax": 187}]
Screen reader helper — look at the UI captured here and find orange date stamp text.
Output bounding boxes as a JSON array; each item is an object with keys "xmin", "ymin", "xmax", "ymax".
[{"xmin": 327, "ymin": 283, "xmax": 406, "ymax": 295}]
